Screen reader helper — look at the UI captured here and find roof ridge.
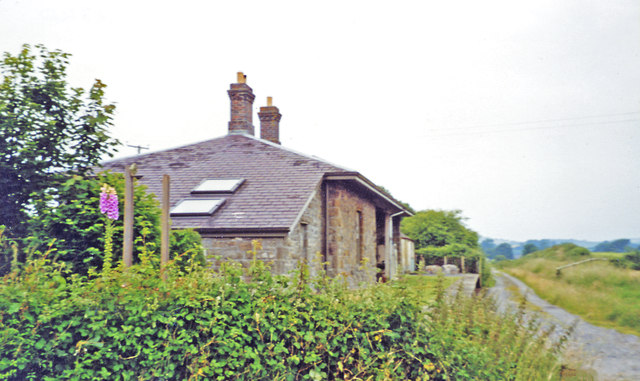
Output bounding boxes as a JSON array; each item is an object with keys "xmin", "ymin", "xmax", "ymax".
[
  {"xmin": 241, "ymin": 134, "xmax": 354, "ymax": 173},
  {"xmin": 101, "ymin": 134, "xmax": 232, "ymax": 164},
  {"xmin": 102, "ymin": 134, "xmax": 355, "ymax": 174}
]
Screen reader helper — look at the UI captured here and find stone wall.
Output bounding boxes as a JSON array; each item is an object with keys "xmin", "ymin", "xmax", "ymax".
[
  {"xmin": 326, "ymin": 182, "xmax": 378, "ymax": 284},
  {"xmin": 203, "ymin": 236, "xmax": 299, "ymax": 274},
  {"xmin": 201, "ymin": 186, "xmax": 325, "ymax": 276},
  {"xmin": 291, "ymin": 186, "xmax": 324, "ymax": 275},
  {"xmin": 201, "ymin": 181, "xmax": 381, "ymax": 284}
]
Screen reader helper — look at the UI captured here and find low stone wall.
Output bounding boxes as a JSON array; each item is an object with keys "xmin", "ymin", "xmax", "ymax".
[{"xmin": 203, "ymin": 236, "xmax": 301, "ymax": 275}]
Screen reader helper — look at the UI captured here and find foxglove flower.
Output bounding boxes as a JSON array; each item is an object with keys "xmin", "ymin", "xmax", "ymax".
[{"xmin": 100, "ymin": 184, "xmax": 119, "ymax": 220}]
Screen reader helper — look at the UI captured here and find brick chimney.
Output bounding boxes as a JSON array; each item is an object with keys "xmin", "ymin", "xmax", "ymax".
[
  {"xmin": 258, "ymin": 96, "xmax": 282, "ymax": 144},
  {"xmin": 228, "ymin": 72, "xmax": 255, "ymax": 135}
]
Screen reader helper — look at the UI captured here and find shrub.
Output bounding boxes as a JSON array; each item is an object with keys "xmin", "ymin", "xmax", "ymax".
[
  {"xmin": 0, "ymin": 241, "xmax": 567, "ymax": 380},
  {"xmin": 566, "ymin": 245, "xmax": 590, "ymax": 258},
  {"xmin": 169, "ymin": 228, "xmax": 205, "ymax": 269},
  {"xmin": 24, "ymin": 171, "xmax": 160, "ymax": 275},
  {"xmin": 611, "ymin": 250, "xmax": 640, "ymax": 270}
]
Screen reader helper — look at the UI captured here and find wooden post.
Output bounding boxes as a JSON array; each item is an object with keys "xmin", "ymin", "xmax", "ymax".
[
  {"xmin": 461, "ymin": 256, "xmax": 466, "ymax": 273},
  {"xmin": 160, "ymin": 175, "xmax": 170, "ymax": 274},
  {"xmin": 123, "ymin": 165, "xmax": 136, "ymax": 267}
]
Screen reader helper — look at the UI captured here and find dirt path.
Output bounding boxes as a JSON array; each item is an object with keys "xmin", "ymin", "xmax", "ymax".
[{"xmin": 489, "ymin": 271, "xmax": 640, "ymax": 381}]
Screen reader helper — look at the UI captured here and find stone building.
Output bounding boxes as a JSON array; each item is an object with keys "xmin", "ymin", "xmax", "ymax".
[{"xmin": 102, "ymin": 73, "xmax": 412, "ymax": 282}]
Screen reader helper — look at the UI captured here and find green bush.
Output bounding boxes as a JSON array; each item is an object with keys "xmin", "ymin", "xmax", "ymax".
[
  {"xmin": 169, "ymin": 228, "xmax": 206, "ymax": 269},
  {"xmin": 0, "ymin": 241, "xmax": 567, "ymax": 380},
  {"xmin": 521, "ymin": 243, "xmax": 590, "ymax": 262},
  {"xmin": 611, "ymin": 250, "xmax": 640, "ymax": 270},
  {"xmin": 25, "ymin": 171, "xmax": 160, "ymax": 275},
  {"xmin": 566, "ymin": 245, "xmax": 590, "ymax": 258}
]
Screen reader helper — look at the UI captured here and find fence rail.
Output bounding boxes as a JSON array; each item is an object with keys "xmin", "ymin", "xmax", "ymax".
[{"xmin": 555, "ymin": 258, "xmax": 608, "ymax": 276}]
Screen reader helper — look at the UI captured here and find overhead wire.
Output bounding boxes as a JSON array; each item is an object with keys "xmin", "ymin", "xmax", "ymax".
[{"xmin": 418, "ymin": 111, "xmax": 640, "ymax": 138}]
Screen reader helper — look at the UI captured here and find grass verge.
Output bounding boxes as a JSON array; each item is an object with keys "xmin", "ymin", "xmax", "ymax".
[{"xmin": 498, "ymin": 244, "xmax": 640, "ymax": 336}]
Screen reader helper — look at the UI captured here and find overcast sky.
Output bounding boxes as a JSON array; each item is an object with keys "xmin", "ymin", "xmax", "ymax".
[{"xmin": 1, "ymin": 0, "xmax": 639, "ymax": 242}]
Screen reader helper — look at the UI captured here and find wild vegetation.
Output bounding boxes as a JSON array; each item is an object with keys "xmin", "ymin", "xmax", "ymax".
[
  {"xmin": 401, "ymin": 210, "xmax": 491, "ymax": 286},
  {"xmin": 0, "ymin": 44, "xmax": 119, "ymax": 238},
  {"xmin": 0, "ymin": 172, "xmax": 204, "ymax": 277},
  {"xmin": 497, "ymin": 243, "xmax": 640, "ymax": 336},
  {"xmin": 0, "ymin": 44, "xmax": 567, "ymax": 379},
  {"xmin": 0, "ymin": 240, "xmax": 570, "ymax": 380}
]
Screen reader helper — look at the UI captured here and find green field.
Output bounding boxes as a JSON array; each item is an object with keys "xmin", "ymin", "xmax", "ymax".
[{"xmin": 497, "ymin": 244, "xmax": 640, "ymax": 336}]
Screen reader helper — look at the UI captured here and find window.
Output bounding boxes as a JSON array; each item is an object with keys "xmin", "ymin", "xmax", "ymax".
[
  {"xmin": 191, "ymin": 179, "xmax": 244, "ymax": 194},
  {"xmin": 170, "ymin": 199, "xmax": 224, "ymax": 216}
]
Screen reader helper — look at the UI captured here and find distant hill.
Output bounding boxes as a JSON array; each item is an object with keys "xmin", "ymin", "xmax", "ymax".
[{"xmin": 480, "ymin": 237, "xmax": 640, "ymax": 258}]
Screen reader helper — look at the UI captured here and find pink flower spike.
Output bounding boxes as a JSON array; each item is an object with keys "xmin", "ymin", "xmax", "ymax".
[{"xmin": 100, "ymin": 184, "xmax": 119, "ymax": 220}]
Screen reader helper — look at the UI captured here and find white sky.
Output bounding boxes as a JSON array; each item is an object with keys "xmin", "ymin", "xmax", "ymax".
[{"xmin": 1, "ymin": 0, "xmax": 639, "ymax": 242}]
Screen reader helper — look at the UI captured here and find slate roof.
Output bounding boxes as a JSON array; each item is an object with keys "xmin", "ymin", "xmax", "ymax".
[{"xmin": 100, "ymin": 134, "xmax": 354, "ymax": 232}]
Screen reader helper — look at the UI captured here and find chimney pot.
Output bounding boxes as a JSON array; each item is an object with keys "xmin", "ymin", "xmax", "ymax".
[
  {"xmin": 227, "ymin": 72, "xmax": 255, "ymax": 135},
  {"xmin": 259, "ymin": 97, "xmax": 282, "ymax": 144}
]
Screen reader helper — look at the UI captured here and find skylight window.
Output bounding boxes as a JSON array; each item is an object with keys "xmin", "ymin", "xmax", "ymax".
[
  {"xmin": 170, "ymin": 199, "xmax": 224, "ymax": 216},
  {"xmin": 191, "ymin": 179, "xmax": 245, "ymax": 194}
]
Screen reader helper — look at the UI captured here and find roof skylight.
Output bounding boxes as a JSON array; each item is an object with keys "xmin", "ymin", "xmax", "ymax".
[
  {"xmin": 191, "ymin": 179, "xmax": 245, "ymax": 194},
  {"xmin": 170, "ymin": 199, "xmax": 224, "ymax": 216}
]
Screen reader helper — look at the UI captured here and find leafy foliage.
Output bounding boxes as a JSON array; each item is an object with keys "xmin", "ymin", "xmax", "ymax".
[
  {"xmin": 0, "ymin": 44, "xmax": 119, "ymax": 236},
  {"xmin": 401, "ymin": 210, "xmax": 483, "ymax": 274},
  {"xmin": 0, "ymin": 241, "xmax": 565, "ymax": 380},
  {"xmin": 518, "ymin": 243, "xmax": 590, "ymax": 261},
  {"xmin": 24, "ymin": 171, "xmax": 160, "ymax": 275},
  {"xmin": 593, "ymin": 239, "xmax": 631, "ymax": 253},
  {"xmin": 375, "ymin": 185, "xmax": 415, "ymax": 214},
  {"xmin": 169, "ymin": 228, "xmax": 206, "ymax": 269},
  {"xmin": 521, "ymin": 243, "xmax": 539, "ymax": 256},
  {"xmin": 480, "ymin": 238, "xmax": 496, "ymax": 257},
  {"xmin": 494, "ymin": 243, "xmax": 514, "ymax": 260},
  {"xmin": 401, "ymin": 210, "xmax": 478, "ymax": 250},
  {"xmin": 611, "ymin": 249, "xmax": 640, "ymax": 271},
  {"xmin": 17, "ymin": 172, "xmax": 205, "ymax": 276},
  {"xmin": 523, "ymin": 239, "xmax": 556, "ymax": 251}
]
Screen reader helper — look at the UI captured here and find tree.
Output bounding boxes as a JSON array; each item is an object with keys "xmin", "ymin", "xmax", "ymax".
[
  {"xmin": 594, "ymin": 239, "xmax": 631, "ymax": 253},
  {"xmin": 481, "ymin": 238, "xmax": 496, "ymax": 258},
  {"xmin": 401, "ymin": 209, "xmax": 480, "ymax": 265},
  {"xmin": 26, "ymin": 172, "xmax": 160, "ymax": 274},
  {"xmin": 376, "ymin": 185, "xmax": 415, "ymax": 214},
  {"xmin": 0, "ymin": 44, "xmax": 119, "ymax": 236},
  {"xmin": 401, "ymin": 210, "xmax": 478, "ymax": 249},
  {"xmin": 522, "ymin": 243, "xmax": 539, "ymax": 255},
  {"xmin": 494, "ymin": 243, "xmax": 513, "ymax": 260},
  {"xmin": 25, "ymin": 171, "xmax": 205, "ymax": 275}
]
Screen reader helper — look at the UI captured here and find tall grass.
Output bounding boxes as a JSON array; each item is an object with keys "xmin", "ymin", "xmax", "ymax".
[
  {"xmin": 427, "ymin": 280, "xmax": 571, "ymax": 380},
  {"xmin": 499, "ymin": 244, "xmax": 640, "ymax": 336}
]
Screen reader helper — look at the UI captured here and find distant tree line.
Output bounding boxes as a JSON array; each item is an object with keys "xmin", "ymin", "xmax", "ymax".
[
  {"xmin": 481, "ymin": 237, "xmax": 640, "ymax": 260},
  {"xmin": 480, "ymin": 239, "xmax": 514, "ymax": 261},
  {"xmin": 593, "ymin": 239, "xmax": 634, "ymax": 253}
]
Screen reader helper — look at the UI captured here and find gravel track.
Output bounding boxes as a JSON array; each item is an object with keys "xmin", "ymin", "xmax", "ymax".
[{"xmin": 488, "ymin": 271, "xmax": 640, "ymax": 381}]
